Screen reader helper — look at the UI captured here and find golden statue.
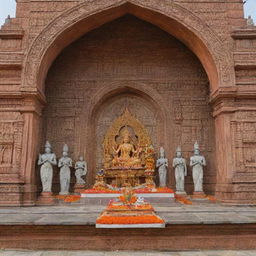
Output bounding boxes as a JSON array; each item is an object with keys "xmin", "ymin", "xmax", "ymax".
[
  {"xmin": 112, "ymin": 127, "xmax": 142, "ymax": 168},
  {"xmin": 101, "ymin": 109, "xmax": 155, "ymax": 187},
  {"xmin": 103, "ymin": 109, "xmax": 153, "ymax": 169}
]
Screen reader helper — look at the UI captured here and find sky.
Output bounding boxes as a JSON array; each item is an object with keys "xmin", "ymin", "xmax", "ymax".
[{"xmin": 0, "ymin": 0, "xmax": 255, "ymax": 26}]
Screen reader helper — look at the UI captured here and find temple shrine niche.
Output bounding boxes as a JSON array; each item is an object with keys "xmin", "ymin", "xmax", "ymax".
[
  {"xmin": 42, "ymin": 15, "xmax": 215, "ymax": 194},
  {"xmin": 103, "ymin": 109, "xmax": 155, "ymax": 187}
]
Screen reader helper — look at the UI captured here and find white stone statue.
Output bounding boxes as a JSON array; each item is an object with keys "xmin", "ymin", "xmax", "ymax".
[
  {"xmin": 156, "ymin": 147, "xmax": 168, "ymax": 187},
  {"xmin": 38, "ymin": 141, "xmax": 57, "ymax": 193},
  {"xmin": 173, "ymin": 146, "xmax": 187, "ymax": 194},
  {"xmin": 190, "ymin": 142, "xmax": 206, "ymax": 193},
  {"xmin": 247, "ymin": 15, "xmax": 254, "ymax": 26},
  {"xmin": 75, "ymin": 156, "xmax": 87, "ymax": 185},
  {"xmin": 58, "ymin": 144, "xmax": 72, "ymax": 195}
]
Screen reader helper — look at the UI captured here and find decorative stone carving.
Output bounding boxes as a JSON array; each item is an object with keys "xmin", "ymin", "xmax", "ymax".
[
  {"xmin": 38, "ymin": 141, "xmax": 57, "ymax": 193},
  {"xmin": 22, "ymin": 0, "xmax": 235, "ymax": 94},
  {"xmin": 173, "ymin": 146, "xmax": 187, "ymax": 194},
  {"xmin": 173, "ymin": 99, "xmax": 183, "ymax": 124},
  {"xmin": 156, "ymin": 147, "xmax": 168, "ymax": 187},
  {"xmin": 190, "ymin": 142, "xmax": 206, "ymax": 196},
  {"xmin": 231, "ymin": 120, "xmax": 256, "ymax": 177},
  {"xmin": 58, "ymin": 144, "xmax": 72, "ymax": 195},
  {"xmin": 0, "ymin": 113, "xmax": 24, "ymax": 178}
]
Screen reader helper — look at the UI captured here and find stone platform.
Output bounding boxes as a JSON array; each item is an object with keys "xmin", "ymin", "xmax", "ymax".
[
  {"xmin": 80, "ymin": 192, "xmax": 175, "ymax": 205},
  {"xmin": 96, "ymin": 223, "xmax": 165, "ymax": 228},
  {"xmin": 0, "ymin": 200, "xmax": 256, "ymax": 250},
  {"xmin": 1, "ymin": 250, "xmax": 256, "ymax": 255}
]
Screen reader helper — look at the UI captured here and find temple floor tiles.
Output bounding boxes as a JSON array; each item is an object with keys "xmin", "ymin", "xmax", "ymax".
[
  {"xmin": 0, "ymin": 201, "xmax": 256, "ymax": 251},
  {"xmin": 0, "ymin": 202, "xmax": 256, "ymax": 225},
  {"xmin": 1, "ymin": 250, "xmax": 256, "ymax": 255}
]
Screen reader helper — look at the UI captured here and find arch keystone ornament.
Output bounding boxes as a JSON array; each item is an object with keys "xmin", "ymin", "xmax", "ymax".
[{"xmin": 22, "ymin": 0, "xmax": 235, "ymax": 96}]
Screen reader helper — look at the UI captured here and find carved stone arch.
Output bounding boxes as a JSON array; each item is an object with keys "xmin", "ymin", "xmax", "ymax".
[
  {"xmin": 79, "ymin": 83, "xmax": 171, "ymax": 183},
  {"xmin": 88, "ymin": 82, "xmax": 169, "ymax": 123},
  {"xmin": 22, "ymin": 0, "xmax": 234, "ymax": 96},
  {"xmin": 87, "ymin": 83, "xmax": 170, "ymax": 146}
]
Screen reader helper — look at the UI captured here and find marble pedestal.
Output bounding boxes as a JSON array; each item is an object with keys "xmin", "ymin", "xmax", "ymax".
[{"xmin": 36, "ymin": 192, "xmax": 55, "ymax": 206}]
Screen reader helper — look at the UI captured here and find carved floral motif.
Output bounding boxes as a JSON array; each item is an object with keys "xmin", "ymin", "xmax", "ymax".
[{"xmin": 0, "ymin": 113, "xmax": 23, "ymax": 174}]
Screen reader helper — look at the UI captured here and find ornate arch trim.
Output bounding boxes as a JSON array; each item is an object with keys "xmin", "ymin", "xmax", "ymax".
[{"xmin": 21, "ymin": 0, "xmax": 235, "ymax": 95}]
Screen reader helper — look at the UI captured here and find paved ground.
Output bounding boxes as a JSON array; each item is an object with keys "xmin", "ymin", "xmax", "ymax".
[
  {"xmin": 0, "ymin": 199, "xmax": 255, "ymax": 225},
  {"xmin": 0, "ymin": 201, "xmax": 256, "ymax": 253},
  {"xmin": 1, "ymin": 250, "xmax": 256, "ymax": 255}
]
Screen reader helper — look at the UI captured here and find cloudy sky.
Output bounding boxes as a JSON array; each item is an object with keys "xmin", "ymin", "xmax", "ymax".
[{"xmin": 0, "ymin": 0, "xmax": 255, "ymax": 26}]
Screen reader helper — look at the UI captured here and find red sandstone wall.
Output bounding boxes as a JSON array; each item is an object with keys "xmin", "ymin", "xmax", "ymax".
[{"xmin": 0, "ymin": 0, "xmax": 255, "ymax": 205}]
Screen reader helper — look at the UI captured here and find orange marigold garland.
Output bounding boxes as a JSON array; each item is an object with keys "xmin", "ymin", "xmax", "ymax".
[
  {"xmin": 81, "ymin": 188, "xmax": 119, "ymax": 194},
  {"xmin": 175, "ymin": 194, "xmax": 192, "ymax": 205},
  {"xmin": 96, "ymin": 188, "xmax": 165, "ymax": 227},
  {"xmin": 55, "ymin": 195, "xmax": 81, "ymax": 203},
  {"xmin": 96, "ymin": 214, "xmax": 164, "ymax": 224},
  {"xmin": 135, "ymin": 187, "xmax": 174, "ymax": 194},
  {"xmin": 106, "ymin": 204, "xmax": 154, "ymax": 211},
  {"xmin": 206, "ymin": 195, "xmax": 218, "ymax": 203},
  {"xmin": 118, "ymin": 188, "xmax": 137, "ymax": 205}
]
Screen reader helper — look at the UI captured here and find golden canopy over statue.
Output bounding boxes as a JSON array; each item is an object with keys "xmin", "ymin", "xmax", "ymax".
[{"xmin": 103, "ymin": 109, "xmax": 154, "ymax": 169}]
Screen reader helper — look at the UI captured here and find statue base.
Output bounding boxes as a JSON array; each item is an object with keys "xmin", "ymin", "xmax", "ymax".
[
  {"xmin": 191, "ymin": 191, "xmax": 206, "ymax": 199},
  {"xmin": 74, "ymin": 184, "xmax": 86, "ymax": 193},
  {"xmin": 104, "ymin": 167, "xmax": 148, "ymax": 187},
  {"xmin": 59, "ymin": 192, "xmax": 70, "ymax": 196},
  {"xmin": 37, "ymin": 192, "xmax": 55, "ymax": 206},
  {"xmin": 175, "ymin": 191, "xmax": 187, "ymax": 196}
]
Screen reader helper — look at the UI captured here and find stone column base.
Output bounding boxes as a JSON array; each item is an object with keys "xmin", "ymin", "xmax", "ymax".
[
  {"xmin": 191, "ymin": 191, "xmax": 206, "ymax": 199},
  {"xmin": 74, "ymin": 184, "xmax": 86, "ymax": 193},
  {"xmin": 36, "ymin": 192, "xmax": 56, "ymax": 206}
]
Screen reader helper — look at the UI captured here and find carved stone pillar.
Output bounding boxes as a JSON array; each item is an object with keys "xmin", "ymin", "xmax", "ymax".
[
  {"xmin": 0, "ymin": 109, "xmax": 24, "ymax": 206},
  {"xmin": 212, "ymin": 92, "xmax": 256, "ymax": 204},
  {"xmin": 19, "ymin": 95, "xmax": 45, "ymax": 206},
  {"xmin": 212, "ymin": 98, "xmax": 236, "ymax": 203}
]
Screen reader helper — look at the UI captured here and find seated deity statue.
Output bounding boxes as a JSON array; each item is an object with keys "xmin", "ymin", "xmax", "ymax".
[{"xmin": 112, "ymin": 128, "xmax": 142, "ymax": 168}]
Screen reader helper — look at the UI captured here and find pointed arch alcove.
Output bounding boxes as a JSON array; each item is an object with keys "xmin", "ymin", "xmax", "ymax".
[
  {"xmin": 87, "ymin": 84, "xmax": 168, "ymax": 186},
  {"xmin": 41, "ymin": 15, "xmax": 216, "ymax": 193}
]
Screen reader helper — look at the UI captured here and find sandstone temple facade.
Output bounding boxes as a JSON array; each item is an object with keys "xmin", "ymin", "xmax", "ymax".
[{"xmin": 0, "ymin": 0, "xmax": 255, "ymax": 206}]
